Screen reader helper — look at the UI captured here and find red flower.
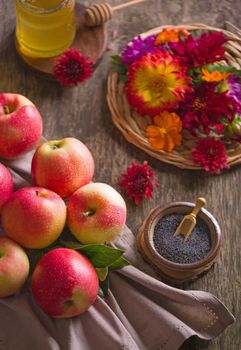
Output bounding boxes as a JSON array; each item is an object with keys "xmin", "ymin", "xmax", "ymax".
[
  {"xmin": 170, "ymin": 32, "xmax": 228, "ymax": 68},
  {"xmin": 54, "ymin": 49, "xmax": 94, "ymax": 87},
  {"xmin": 125, "ymin": 50, "xmax": 191, "ymax": 117},
  {"xmin": 118, "ymin": 161, "xmax": 160, "ymax": 205},
  {"xmin": 178, "ymin": 83, "xmax": 237, "ymax": 135},
  {"xmin": 192, "ymin": 137, "xmax": 229, "ymax": 174}
]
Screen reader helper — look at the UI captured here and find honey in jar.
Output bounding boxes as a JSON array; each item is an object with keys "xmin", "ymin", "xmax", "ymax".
[{"xmin": 15, "ymin": 0, "xmax": 76, "ymax": 58}]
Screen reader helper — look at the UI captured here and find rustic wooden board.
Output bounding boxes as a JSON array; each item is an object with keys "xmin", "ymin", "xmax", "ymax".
[{"xmin": 0, "ymin": 1, "xmax": 240, "ymax": 349}]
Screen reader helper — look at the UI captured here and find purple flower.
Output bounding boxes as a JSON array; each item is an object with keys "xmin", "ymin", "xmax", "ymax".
[
  {"xmin": 121, "ymin": 35, "xmax": 163, "ymax": 65},
  {"xmin": 227, "ymin": 74, "xmax": 241, "ymax": 104}
]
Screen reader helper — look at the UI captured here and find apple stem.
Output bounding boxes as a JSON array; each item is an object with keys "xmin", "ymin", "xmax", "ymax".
[
  {"xmin": 82, "ymin": 210, "xmax": 95, "ymax": 217},
  {"xmin": 49, "ymin": 142, "xmax": 62, "ymax": 150},
  {"xmin": 3, "ymin": 105, "xmax": 10, "ymax": 114},
  {"xmin": 64, "ymin": 300, "xmax": 74, "ymax": 307},
  {"xmin": 35, "ymin": 190, "xmax": 48, "ymax": 198}
]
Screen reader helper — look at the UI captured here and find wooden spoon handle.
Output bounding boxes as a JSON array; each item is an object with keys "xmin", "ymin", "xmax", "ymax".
[
  {"xmin": 113, "ymin": 0, "xmax": 147, "ymax": 12},
  {"xmin": 191, "ymin": 197, "xmax": 206, "ymax": 217}
]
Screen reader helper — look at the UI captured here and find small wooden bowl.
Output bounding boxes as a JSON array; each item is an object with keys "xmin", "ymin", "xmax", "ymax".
[{"xmin": 137, "ymin": 202, "xmax": 221, "ymax": 283}]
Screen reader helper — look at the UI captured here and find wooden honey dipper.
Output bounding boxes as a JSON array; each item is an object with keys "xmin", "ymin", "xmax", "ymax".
[{"xmin": 84, "ymin": 0, "xmax": 147, "ymax": 27}]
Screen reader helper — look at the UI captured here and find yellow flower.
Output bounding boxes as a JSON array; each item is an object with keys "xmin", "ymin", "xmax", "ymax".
[
  {"xmin": 126, "ymin": 51, "xmax": 191, "ymax": 117},
  {"xmin": 155, "ymin": 28, "xmax": 189, "ymax": 45},
  {"xmin": 201, "ymin": 67, "xmax": 229, "ymax": 82},
  {"xmin": 146, "ymin": 112, "xmax": 182, "ymax": 152}
]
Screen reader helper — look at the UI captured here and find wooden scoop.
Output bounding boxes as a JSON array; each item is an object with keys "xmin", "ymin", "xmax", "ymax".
[
  {"xmin": 173, "ymin": 197, "xmax": 206, "ymax": 242},
  {"xmin": 84, "ymin": 0, "xmax": 147, "ymax": 27}
]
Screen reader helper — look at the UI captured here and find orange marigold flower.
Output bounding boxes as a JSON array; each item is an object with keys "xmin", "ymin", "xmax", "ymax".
[
  {"xmin": 155, "ymin": 28, "xmax": 189, "ymax": 45},
  {"xmin": 146, "ymin": 112, "xmax": 182, "ymax": 152},
  {"xmin": 201, "ymin": 67, "xmax": 229, "ymax": 82}
]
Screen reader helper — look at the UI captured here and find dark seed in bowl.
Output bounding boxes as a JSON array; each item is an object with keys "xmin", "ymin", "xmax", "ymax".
[{"xmin": 153, "ymin": 213, "xmax": 211, "ymax": 264}]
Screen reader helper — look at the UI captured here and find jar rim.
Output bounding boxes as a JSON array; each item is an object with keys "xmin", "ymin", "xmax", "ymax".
[{"xmin": 17, "ymin": 0, "xmax": 71, "ymax": 14}]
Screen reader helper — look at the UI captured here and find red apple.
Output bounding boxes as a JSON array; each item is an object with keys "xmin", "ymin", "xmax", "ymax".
[
  {"xmin": 0, "ymin": 93, "xmax": 43, "ymax": 159},
  {"xmin": 67, "ymin": 182, "xmax": 127, "ymax": 244},
  {"xmin": 1, "ymin": 187, "xmax": 66, "ymax": 249},
  {"xmin": 31, "ymin": 137, "xmax": 94, "ymax": 198},
  {"xmin": 31, "ymin": 248, "xmax": 99, "ymax": 318},
  {"xmin": 0, "ymin": 237, "xmax": 29, "ymax": 298},
  {"xmin": 0, "ymin": 163, "xmax": 14, "ymax": 211}
]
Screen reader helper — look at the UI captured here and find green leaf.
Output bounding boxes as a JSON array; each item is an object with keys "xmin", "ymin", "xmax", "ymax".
[
  {"xmin": 194, "ymin": 30, "xmax": 203, "ymax": 38},
  {"xmin": 112, "ymin": 63, "xmax": 128, "ymax": 76},
  {"xmin": 111, "ymin": 55, "xmax": 122, "ymax": 64},
  {"xmin": 111, "ymin": 55, "xmax": 128, "ymax": 82},
  {"xmin": 95, "ymin": 267, "xmax": 108, "ymax": 281},
  {"xmin": 98, "ymin": 276, "xmax": 109, "ymax": 297},
  {"xmin": 119, "ymin": 75, "xmax": 128, "ymax": 83},
  {"xmin": 109, "ymin": 256, "xmax": 129, "ymax": 271},
  {"xmin": 206, "ymin": 63, "xmax": 241, "ymax": 75},
  {"xmin": 63, "ymin": 241, "xmax": 125, "ymax": 268},
  {"xmin": 79, "ymin": 245, "xmax": 124, "ymax": 268},
  {"xmin": 98, "ymin": 286, "xmax": 105, "ymax": 298}
]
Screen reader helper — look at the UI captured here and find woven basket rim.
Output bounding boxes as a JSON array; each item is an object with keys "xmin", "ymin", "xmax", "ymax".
[{"xmin": 107, "ymin": 23, "xmax": 241, "ymax": 171}]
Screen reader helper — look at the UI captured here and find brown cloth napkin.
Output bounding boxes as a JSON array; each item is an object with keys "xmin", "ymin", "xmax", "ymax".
[{"xmin": 0, "ymin": 148, "xmax": 235, "ymax": 350}]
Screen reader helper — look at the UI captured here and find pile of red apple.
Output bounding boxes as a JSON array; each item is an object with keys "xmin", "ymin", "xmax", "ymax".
[{"xmin": 0, "ymin": 93, "xmax": 127, "ymax": 318}]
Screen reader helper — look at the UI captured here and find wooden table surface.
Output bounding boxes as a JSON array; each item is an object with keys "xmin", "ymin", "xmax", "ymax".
[{"xmin": 1, "ymin": 1, "xmax": 240, "ymax": 349}]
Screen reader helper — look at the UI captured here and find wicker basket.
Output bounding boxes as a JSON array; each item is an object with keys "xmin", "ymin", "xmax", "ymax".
[{"xmin": 107, "ymin": 23, "xmax": 241, "ymax": 170}]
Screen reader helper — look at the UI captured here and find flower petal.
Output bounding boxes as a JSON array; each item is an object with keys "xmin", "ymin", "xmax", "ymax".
[
  {"xmin": 149, "ymin": 135, "xmax": 165, "ymax": 150},
  {"xmin": 146, "ymin": 125, "xmax": 160, "ymax": 137},
  {"xmin": 164, "ymin": 134, "xmax": 175, "ymax": 152}
]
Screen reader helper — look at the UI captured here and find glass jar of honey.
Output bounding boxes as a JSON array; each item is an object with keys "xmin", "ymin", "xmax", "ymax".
[{"xmin": 15, "ymin": 0, "xmax": 76, "ymax": 58}]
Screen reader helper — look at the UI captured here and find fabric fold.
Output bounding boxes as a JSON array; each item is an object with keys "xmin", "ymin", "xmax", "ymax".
[{"xmin": 0, "ymin": 149, "xmax": 235, "ymax": 350}]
